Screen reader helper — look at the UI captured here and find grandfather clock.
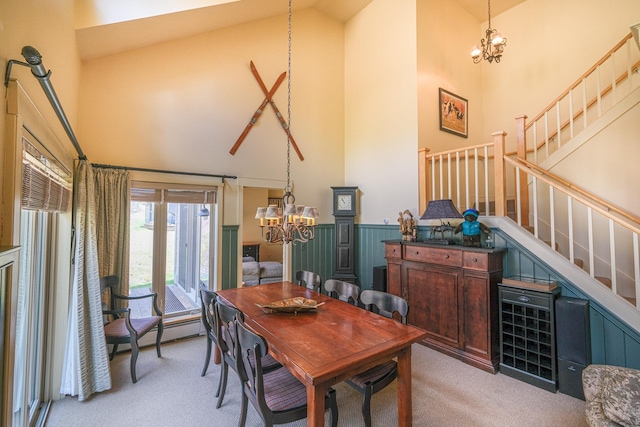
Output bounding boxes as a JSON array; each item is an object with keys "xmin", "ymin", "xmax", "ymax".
[{"xmin": 331, "ymin": 186, "xmax": 358, "ymax": 284}]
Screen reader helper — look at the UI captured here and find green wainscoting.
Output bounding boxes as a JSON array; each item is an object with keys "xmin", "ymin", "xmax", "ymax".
[
  {"xmin": 221, "ymin": 225, "xmax": 239, "ymax": 290},
  {"xmin": 495, "ymin": 229, "xmax": 640, "ymax": 369},
  {"xmin": 290, "ymin": 224, "xmax": 335, "ymax": 284},
  {"xmin": 220, "ymin": 223, "xmax": 640, "ymax": 369}
]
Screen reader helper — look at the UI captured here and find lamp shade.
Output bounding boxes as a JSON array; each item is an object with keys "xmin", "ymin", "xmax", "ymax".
[
  {"xmin": 420, "ymin": 199, "xmax": 462, "ymax": 220},
  {"xmin": 255, "ymin": 207, "xmax": 267, "ymax": 219}
]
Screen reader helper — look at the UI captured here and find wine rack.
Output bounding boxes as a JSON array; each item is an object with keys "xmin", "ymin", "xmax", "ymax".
[{"xmin": 499, "ymin": 280, "xmax": 561, "ymax": 392}]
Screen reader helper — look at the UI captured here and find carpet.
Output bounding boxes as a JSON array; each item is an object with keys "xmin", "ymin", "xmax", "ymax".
[{"xmin": 44, "ymin": 335, "xmax": 588, "ymax": 427}]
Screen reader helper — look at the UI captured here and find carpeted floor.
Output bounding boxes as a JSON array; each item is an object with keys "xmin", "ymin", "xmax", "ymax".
[{"xmin": 44, "ymin": 335, "xmax": 588, "ymax": 427}]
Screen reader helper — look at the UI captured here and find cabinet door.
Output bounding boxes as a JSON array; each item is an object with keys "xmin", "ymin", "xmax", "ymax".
[
  {"xmin": 386, "ymin": 260, "xmax": 402, "ymax": 297},
  {"xmin": 404, "ymin": 261, "xmax": 461, "ymax": 348},
  {"xmin": 462, "ymin": 270, "xmax": 493, "ymax": 361}
]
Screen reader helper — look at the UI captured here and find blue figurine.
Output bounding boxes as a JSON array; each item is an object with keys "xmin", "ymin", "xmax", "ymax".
[{"xmin": 454, "ymin": 208, "xmax": 490, "ymax": 247}]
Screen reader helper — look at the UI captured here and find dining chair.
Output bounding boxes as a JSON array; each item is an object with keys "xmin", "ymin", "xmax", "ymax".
[
  {"xmin": 324, "ymin": 279, "xmax": 359, "ymax": 305},
  {"xmin": 214, "ymin": 299, "xmax": 281, "ymax": 409},
  {"xmin": 101, "ymin": 275, "xmax": 163, "ymax": 383},
  {"xmin": 234, "ymin": 317, "xmax": 339, "ymax": 427},
  {"xmin": 347, "ymin": 289, "xmax": 409, "ymax": 427},
  {"xmin": 199, "ymin": 284, "xmax": 219, "ymax": 377},
  {"xmin": 295, "ymin": 270, "xmax": 321, "ymax": 292}
]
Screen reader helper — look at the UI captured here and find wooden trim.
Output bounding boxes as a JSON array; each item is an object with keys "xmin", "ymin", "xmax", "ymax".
[
  {"xmin": 525, "ymin": 33, "xmax": 634, "ymax": 128},
  {"xmin": 504, "ymin": 157, "xmax": 640, "ymax": 235}
]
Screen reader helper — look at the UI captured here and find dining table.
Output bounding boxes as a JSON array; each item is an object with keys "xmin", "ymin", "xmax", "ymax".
[{"xmin": 215, "ymin": 281, "xmax": 427, "ymax": 427}]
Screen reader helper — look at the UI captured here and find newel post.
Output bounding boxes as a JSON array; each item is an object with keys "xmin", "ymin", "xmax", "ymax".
[
  {"xmin": 492, "ymin": 132, "xmax": 507, "ymax": 217},
  {"xmin": 515, "ymin": 115, "xmax": 528, "ymax": 161},
  {"xmin": 418, "ymin": 147, "xmax": 430, "ymax": 215},
  {"xmin": 515, "ymin": 115, "xmax": 530, "ymax": 226}
]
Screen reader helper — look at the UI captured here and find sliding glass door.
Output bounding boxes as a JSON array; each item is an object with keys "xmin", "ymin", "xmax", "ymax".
[
  {"xmin": 13, "ymin": 210, "xmax": 51, "ymax": 426},
  {"xmin": 129, "ymin": 185, "xmax": 216, "ymax": 323}
]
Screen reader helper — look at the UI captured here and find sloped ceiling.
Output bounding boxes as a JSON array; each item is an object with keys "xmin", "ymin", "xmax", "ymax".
[{"xmin": 75, "ymin": 0, "xmax": 525, "ymax": 61}]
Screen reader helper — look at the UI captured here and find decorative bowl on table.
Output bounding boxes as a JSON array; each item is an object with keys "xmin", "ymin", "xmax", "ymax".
[{"xmin": 256, "ymin": 297, "xmax": 324, "ymax": 314}]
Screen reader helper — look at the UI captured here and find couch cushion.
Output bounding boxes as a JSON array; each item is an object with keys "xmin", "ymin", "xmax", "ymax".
[
  {"xmin": 601, "ymin": 368, "xmax": 640, "ymax": 427},
  {"xmin": 242, "ymin": 261, "xmax": 260, "ymax": 280},
  {"xmin": 259, "ymin": 261, "xmax": 283, "ymax": 278}
]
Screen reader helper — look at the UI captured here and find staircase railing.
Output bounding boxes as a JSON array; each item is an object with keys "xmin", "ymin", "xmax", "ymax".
[
  {"xmin": 519, "ymin": 33, "xmax": 640, "ymax": 164},
  {"xmin": 418, "ymin": 137, "xmax": 640, "ymax": 311}
]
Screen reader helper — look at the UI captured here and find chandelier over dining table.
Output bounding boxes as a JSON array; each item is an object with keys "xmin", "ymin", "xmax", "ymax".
[{"xmin": 254, "ymin": 0, "xmax": 319, "ymax": 245}]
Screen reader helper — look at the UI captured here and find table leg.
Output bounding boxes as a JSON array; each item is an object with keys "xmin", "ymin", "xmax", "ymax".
[
  {"xmin": 397, "ymin": 347, "xmax": 413, "ymax": 427},
  {"xmin": 307, "ymin": 383, "xmax": 327, "ymax": 427}
]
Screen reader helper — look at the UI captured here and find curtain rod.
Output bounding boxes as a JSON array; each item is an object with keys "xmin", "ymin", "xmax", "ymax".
[
  {"xmin": 91, "ymin": 163, "xmax": 237, "ymax": 182},
  {"xmin": 4, "ymin": 46, "xmax": 87, "ymax": 160}
]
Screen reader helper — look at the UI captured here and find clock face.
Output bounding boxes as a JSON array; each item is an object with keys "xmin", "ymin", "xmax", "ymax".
[{"xmin": 337, "ymin": 194, "xmax": 352, "ymax": 210}]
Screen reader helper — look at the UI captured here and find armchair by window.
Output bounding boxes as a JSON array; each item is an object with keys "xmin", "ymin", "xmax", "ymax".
[{"xmin": 101, "ymin": 275, "xmax": 163, "ymax": 383}]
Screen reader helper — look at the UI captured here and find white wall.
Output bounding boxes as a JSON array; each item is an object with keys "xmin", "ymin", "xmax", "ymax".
[
  {"xmin": 78, "ymin": 8, "xmax": 345, "ymax": 226},
  {"xmin": 345, "ymin": 0, "xmax": 419, "ymax": 224},
  {"xmin": 480, "ymin": 0, "xmax": 640, "ymax": 149}
]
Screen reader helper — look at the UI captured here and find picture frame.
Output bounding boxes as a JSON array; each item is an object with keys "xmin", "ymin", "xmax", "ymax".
[{"xmin": 439, "ymin": 88, "xmax": 468, "ymax": 138}]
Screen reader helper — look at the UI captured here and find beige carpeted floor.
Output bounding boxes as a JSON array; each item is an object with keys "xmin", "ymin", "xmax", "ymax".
[{"xmin": 45, "ymin": 335, "xmax": 588, "ymax": 426}]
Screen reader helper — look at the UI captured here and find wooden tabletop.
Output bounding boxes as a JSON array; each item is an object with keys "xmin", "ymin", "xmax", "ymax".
[{"xmin": 217, "ymin": 281, "xmax": 426, "ymax": 427}]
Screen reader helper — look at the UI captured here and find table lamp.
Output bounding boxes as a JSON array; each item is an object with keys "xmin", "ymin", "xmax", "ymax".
[{"xmin": 420, "ymin": 199, "xmax": 463, "ymax": 244}]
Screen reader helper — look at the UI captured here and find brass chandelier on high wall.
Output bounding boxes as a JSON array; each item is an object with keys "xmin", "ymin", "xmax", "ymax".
[
  {"xmin": 254, "ymin": 0, "xmax": 319, "ymax": 245},
  {"xmin": 471, "ymin": 0, "xmax": 507, "ymax": 63}
]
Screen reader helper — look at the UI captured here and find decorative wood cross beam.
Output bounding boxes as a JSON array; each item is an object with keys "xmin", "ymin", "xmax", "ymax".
[{"xmin": 230, "ymin": 61, "xmax": 304, "ymax": 161}]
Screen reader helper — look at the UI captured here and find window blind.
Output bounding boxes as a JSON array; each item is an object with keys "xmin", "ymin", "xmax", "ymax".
[
  {"xmin": 21, "ymin": 140, "xmax": 72, "ymax": 212},
  {"xmin": 130, "ymin": 185, "xmax": 217, "ymax": 204}
]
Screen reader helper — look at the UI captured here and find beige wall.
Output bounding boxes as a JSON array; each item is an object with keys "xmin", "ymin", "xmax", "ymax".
[
  {"xmin": 345, "ymin": 0, "xmax": 419, "ymax": 224},
  {"xmin": 0, "ymin": 0, "xmax": 80, "ymax": 404},
  {"xmin": 242, "ymin": 187, "xmax": 283, "ymax": 262},
  {"xmin": 417, "ymin": 0, "xmax": 484, "ymax": 152},
  {"xmin": 78, "ymin": 8, "xmax": 345, "ymax": 227},
  {"xmin": 480, "ymin": 0, "xmax": 640, "ymax": 149}
]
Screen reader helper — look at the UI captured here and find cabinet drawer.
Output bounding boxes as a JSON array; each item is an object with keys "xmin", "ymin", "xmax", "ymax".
[
  {"xmin": 463, "ymin": 252, "xmax": 488, "ymax": 270},
  {"xmin": 403, "ymin": 246, "xmax": 462, "ymax": 267},
  {"xmin": 500, "ymin": 288, "xmax": 552, "ymax": 309},
  {"xmin": 385, "ymin": 243, "xmax": 402, "ymax": 260}
]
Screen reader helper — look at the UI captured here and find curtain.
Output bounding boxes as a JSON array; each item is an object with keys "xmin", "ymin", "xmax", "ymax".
[
  {"xmin": 94, "ymin": 167, "xmax": 130, "ymax": 301},
  {"xmin": 60, "ymin": 160, "xmax": 111, "ymax": 400}
]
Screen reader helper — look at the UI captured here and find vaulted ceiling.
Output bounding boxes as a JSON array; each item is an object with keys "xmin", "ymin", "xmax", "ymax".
[{"xmin": 75, "ymin": 0, "xmax": 525, "ymax": 60}]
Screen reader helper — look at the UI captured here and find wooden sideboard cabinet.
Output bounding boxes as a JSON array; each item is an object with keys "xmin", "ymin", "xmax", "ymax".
[{"xmin": 385, "ymin": 241, "xmax": 505, "ymax": 373}]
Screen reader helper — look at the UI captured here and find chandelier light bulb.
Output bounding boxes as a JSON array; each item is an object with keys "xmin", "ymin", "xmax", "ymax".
[{"xmin": 471, "ymin": 45, "xmax": 482, "ymax": 58}]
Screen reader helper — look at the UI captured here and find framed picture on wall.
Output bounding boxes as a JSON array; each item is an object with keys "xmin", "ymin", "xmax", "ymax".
[{"xmin": 439, "ymin": 88, "xmax": 468, "ymax": 138}]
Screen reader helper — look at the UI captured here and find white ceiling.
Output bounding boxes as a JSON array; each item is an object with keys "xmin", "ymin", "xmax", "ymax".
[{"xmin": 76, "ymin": 0, "xmax": 525, "ymax": 61}]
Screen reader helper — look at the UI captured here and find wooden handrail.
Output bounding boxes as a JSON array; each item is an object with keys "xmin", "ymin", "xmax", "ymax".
[
  {"xmin": 505, "ymin": 156, "xmax": 640, "ymax": 234},
  {"xmin": 525, "ymin": 33, "xmax": 633, "ymax": 129},
  {"xmin": 423, "ymin": 142, "xmax": 494, "ymax": 159},
  {"xmin": 529, "ymin": 58, "xmax": 640, "ymax": 151}
]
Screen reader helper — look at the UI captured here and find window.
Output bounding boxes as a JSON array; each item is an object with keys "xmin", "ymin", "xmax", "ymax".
[{"xmin": 129, "ymin": 183, "xmax": 217, "ymax": 321}]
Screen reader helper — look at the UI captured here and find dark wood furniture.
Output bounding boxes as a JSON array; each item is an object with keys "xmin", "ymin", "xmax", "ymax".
[
  {"xmin": 235, "ymin": 318, "xmax": 338, "ymax": 427},
  {"xmin": 331, "ymin": 186, "xmax": 358, "ymax": 284},
  {"xmin": 295, "ymin": 270, "xmax": 322, "ymax": 292},
  {"xmin": 216, "ymin": 281, "xmax": 426, "ymax": 427},
  {"xmin": 499, "ymin": 278, "xmax": 561, "ymax": 392},
  {"xmin": 199, "ymin": 285, "xmax": 218, "ymax": 378},
  {"xmin": 101, "ymin": 275, "xmax": 163, "ymax": 383},
  {"xmin": 384, "ymin": 241, "xmax": 504, "ymax": 373},
  {"xmin": 242, "ymin": 242, "xmax": 260, "ymax": 262},
  {"xmin": 346, "ymin": 290, "xmax": 409, "ymax": 427}
]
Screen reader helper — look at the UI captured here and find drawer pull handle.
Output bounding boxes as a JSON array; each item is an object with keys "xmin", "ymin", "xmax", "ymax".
[
  {"xmin": 444, "ymin": 254, "xmax": 449, "ymax": 259},
  {"xmin": 517, "ymin": 296, "xmax": 531, "ymax": 303},
  {"xmin": 472, "ymin": 258, "xmax": 478, "ymax": 262}
]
